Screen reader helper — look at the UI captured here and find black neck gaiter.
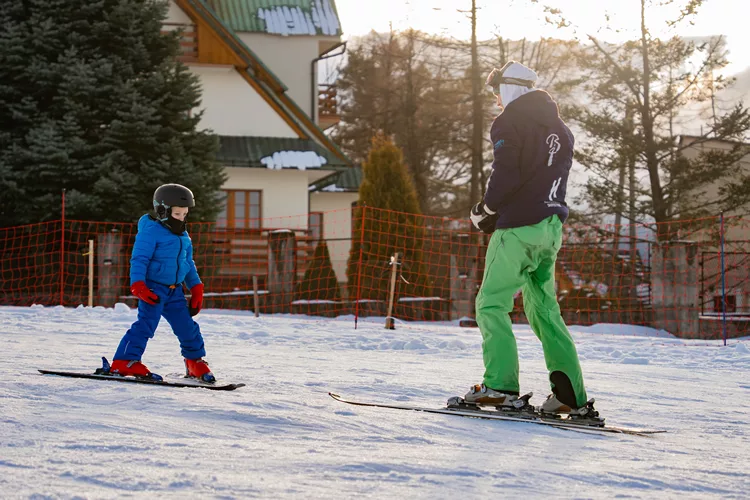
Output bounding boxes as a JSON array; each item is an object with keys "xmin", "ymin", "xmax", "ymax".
[{"xmin": 163, "ymin": 216, "xmax": 186, "ymax": 235}]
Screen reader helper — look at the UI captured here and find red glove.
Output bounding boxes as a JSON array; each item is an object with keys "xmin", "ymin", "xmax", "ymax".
[
  {"xmin": 189, "ymin": 283, "xmax": 204, "ymax": 316},
  {"xmin": 131, "ymin": 281, "xmax": 160, "ymax": 305}
]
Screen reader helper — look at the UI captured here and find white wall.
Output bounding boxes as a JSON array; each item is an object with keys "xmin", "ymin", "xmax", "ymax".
[
  {"xmin": 191, "ymin": 65, "xmax": 298, "ymax": 138},
  {"xmin": 681, "ymin": 138, "xmax": 750, "ymax": 244},
  {"xmin": 223, "ymin": 167, "xmax": 309, "ymax": 229},
  {"xmin": 166, "ymin": 1, "xmax": 192, "ymax": 24},
  {"xmin": 310, "ymin": 191, "xmax": 359, "ymax": 283},
  {"xmin": 238, "ymin": 34, "xmax": 335, "ymax": 121}
]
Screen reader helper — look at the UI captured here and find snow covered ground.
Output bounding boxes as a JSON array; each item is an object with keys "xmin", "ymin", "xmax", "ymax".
[{"xmin": 2, "ymin": 304, "xmax": 749, "ymax": 499}]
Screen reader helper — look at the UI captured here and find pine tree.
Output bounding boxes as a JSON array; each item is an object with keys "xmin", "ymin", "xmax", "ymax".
[
  {"xmin": 0, "ymin": 0, "xmax": 224, "ymax": 226},
  {"xmin": 552, "ymin": 0, "xmax": 750, "ymax": 240},
  {"xmin": 332, "ymin": 30, "xmax": 474, "ymax": 214},
  {"xmin": 334, "ymin": 31, "xmax": 579, "ymax": 217},
  {"xmin": 296, "ymin": 240, "xmax": 342, "ymax": 301},
  {"xmin": 346, "ymin": 133, "xmax": 431, "ymax": 301}
]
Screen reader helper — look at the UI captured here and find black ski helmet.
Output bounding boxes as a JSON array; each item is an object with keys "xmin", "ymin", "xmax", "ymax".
[{"xmin": 153, "ymin": 184, "xmax": 195, "ymax": 220}]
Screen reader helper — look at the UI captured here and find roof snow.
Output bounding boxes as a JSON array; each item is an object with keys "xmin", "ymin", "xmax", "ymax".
[
  {"xmin": 257, "ymin": 0, "xmax": 340, "ymax": 36},
  {"xmin": 308, "ymin": 183, "xmax": 345, "ymax": 192},
  {"xmin": 260, "ymin": 151, "xmax": 328, "ymax": 170}
]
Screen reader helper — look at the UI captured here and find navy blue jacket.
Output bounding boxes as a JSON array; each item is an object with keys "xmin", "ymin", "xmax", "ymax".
[
  {"xmin": 129, "ymin": 214, "xmax": 201, "ymax": 288},
  {"xmin": 484, "ymin": 90, "xmax": 574, "ymax": 228}
]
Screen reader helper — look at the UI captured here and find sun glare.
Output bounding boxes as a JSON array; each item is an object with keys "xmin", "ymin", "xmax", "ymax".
[{"xmin": 336, "ymin": 0, "xmax": 749, "ymax": 74}]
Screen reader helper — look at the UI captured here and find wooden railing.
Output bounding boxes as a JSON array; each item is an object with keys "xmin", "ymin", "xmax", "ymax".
[
  {"xmin": 206, "ymin": 228, "xmax": 317, "ymax": 292},
  {"xmin": 318, "ymin": 84, "xmax": 338, "ymax": 118},
  {"xmin": 162, "ymin": 22, "xmax": 198, "ymax": 63},
  {"xmin": 318, "ymin": 84, "xmax": 340, "ymax": 129}
]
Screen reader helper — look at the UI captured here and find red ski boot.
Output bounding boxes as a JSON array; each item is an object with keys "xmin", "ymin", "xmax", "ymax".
[
  {"xmin": 110, "ymin": 359, "xmax": 163, "ymax": 381},
  {"xmin": 184, "ymin": 358, "xmax": 216, "ymax": 383}
]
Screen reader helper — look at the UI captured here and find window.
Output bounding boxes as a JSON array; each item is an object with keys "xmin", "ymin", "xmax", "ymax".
[
  {"xmin": 309, "ymin": 212, "xmax": 323, "ymax": 246},
  {"xmin": 217, "ymin": 190, "xmax": 261, "ymax": 229},
  {"xmin": 216, "ymin": 191, "xmax": 228, "ymax": 227},
  {"xmin": 713, "ymin": 295, "xmax": 736, "ymax": 314}
]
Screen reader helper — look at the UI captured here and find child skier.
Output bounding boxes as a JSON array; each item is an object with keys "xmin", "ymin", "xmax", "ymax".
[
  {"xmin": 110, "ymin": 183, "xmax": 214, "ymax": 383},
  {"xmin": 465, "ymin": 61, "xmax": 592, "ymax": 416}
]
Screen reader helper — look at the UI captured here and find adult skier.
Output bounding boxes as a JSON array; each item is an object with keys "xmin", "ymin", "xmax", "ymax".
[
  {"xmin": 465, "ymin": 61, "xmax": 592, "ymax": 416},
  {"xmin": 109, "ymin": 184, "xmax": 214, "ymax": 383}
]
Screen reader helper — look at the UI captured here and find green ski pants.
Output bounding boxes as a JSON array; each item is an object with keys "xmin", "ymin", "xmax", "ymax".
[{"xmin": 476, "ymin": 215, "xmax": 588, "ymax": 407}]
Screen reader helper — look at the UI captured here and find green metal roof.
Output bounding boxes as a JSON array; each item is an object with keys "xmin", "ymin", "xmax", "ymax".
[
  {"xmin": 186, "ymin": 0, "xmax": 352, "ymax": 165},
  {"xmin": 204, "ymin": 0, "xmax": 342, "ymax": 36},
  {"xmin": 217, "ymin": 136, "xmax": 350, "ymax": 169},
  {"xmin": 334, "ymin": 164, "xmax": 362, "ymax": 190},
  {"xmin": 308, "ymin": 165, "xmax": 362, "ymax": 192}
]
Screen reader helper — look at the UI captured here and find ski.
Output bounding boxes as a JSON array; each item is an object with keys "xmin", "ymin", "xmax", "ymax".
[
  {"xmin": 329, "ymin": 393, "xmax": 665, "ymax": 436},
  {"xmin": 39, "ymin": 369, "xmax": 245, "ymax": 391}
]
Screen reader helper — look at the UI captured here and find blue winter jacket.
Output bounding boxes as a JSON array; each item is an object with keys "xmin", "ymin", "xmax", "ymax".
[
  {"xmin": 484, "ymin": 89, "xmax": 574, "ymax": 229},
  {"xmin": 129, "ymin": 214, "xmax": 202, "ymax": 289}
]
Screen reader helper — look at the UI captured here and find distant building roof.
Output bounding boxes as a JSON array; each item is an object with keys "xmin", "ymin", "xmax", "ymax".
[
  {"xmin": 205, "ymin": 0, "xmax": 342, "ymax": 36},
  {"xmin": 308, "ymin": 165, "xmax": 362, "ymax": 192},
  {"xmin": 179, "ymin": 0, "xmax": 352, "ymax": 165},
  {"xmin": 217, "ymin": 136, "xmax": 349, "ymax": 170},
  {"xmin": 678, "ymin": 135, "xmax": 750, "ymax": 148}
]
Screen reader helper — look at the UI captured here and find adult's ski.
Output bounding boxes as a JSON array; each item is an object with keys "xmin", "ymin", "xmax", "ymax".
[{"xmin": 329, "ymin": 393, "xmax": 665, "ymax": 437}]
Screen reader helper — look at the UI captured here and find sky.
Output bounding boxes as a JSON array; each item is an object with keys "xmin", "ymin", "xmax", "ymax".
[{"xmin": 335, "ymin": 0, "xmax": 750, "ymax": 76}]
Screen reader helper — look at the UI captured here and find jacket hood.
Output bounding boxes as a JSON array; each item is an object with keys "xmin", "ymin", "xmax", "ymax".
[
  {"xmin": 504, "ymin": 90, "xmax": 561, "ymax": 127},
  {"xmin": 138, "ymin": 214, "xmax": 156, "ymax": 231}
]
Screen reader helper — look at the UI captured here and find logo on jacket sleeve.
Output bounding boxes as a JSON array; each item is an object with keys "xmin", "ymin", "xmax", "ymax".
[
  {"xmin": 494, "ymin": 139, "xmax": 505, "ymax": 150},
  {"xmin": 546, "ymin": 134, "xmax": 561, "ymax": 166}
]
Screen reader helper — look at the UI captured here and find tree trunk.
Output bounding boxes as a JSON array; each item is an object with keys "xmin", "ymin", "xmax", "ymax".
[
  {"xmin": 470, "ymin": 0, "xmax": 483, "ymax": 209},
  {"xmin": 382, "ymin": 25, "xmax": 394, "ymax": 136},
  {"xmin": 629, "ymin": 127, "xmax": 638, "ymax": 303},
  {"xmin": 614, "ymin": 157, "xmax": 626, "ymax": 251},
  {"xmin": 639, "ymin": 0, "xmax": 668, "ymax": 239},
  {"xmin": 404, "ymin": 31, "xmax": 426, "ymax": 212}
]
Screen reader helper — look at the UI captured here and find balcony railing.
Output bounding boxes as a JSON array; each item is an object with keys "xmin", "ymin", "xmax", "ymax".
[
  {"xmin": 162, "ymin": 22, "xmax": 198, "ymax": 63},
  {"xmin": 318, "ymin": 84, "xmax": 340, "ymax": 128}
]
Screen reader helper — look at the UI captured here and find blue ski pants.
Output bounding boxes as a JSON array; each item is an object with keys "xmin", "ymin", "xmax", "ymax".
[{"xmin": 114, "ymin": 282, "xmax": 206, "ymax": 361}]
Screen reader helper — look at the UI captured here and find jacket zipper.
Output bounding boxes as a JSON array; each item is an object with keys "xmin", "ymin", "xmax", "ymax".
[{"xmin": 176, "ymin": 236, "xmax": 182, "ymax": 285}]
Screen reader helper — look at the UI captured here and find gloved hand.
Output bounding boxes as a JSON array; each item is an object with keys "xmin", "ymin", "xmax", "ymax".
[
  {"xmin": 189, "ymin": 283, "xmax": 204, "ymax": 317},
  {"xmin": 470, "ymin": 202, "xmax": 498, "ymax": 234},
  {"xmin": 131, "ymin": 281, "xmax": 160, "ymax": 305}
]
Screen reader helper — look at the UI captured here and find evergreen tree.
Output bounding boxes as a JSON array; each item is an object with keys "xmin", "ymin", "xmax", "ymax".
[
  {"xmin": 296, "ymin": 240, "xmax": 342, "ymax": 301},
  {"xmin": 0, "ymin": 0, "xmax": 224, "ymax": 226},
  {"xmin": 334, "ymin": 30, "xmax": 579, "ymax": 216},
  {"xmin": 346, "ymin": 133, "xmax": 431, "ymax": 301},
  {"xmin": 551, "ymin": 0, "xmax": 750, "ymax": 240},
  {"xmin": 333, "ymin": 30, "xmax": 472, "ymax": 214}
]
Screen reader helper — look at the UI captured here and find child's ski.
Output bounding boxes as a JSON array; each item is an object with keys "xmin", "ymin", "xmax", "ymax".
[{"xmin": 39, "ymin": 359, "xmax": 244, "ymax": 391}]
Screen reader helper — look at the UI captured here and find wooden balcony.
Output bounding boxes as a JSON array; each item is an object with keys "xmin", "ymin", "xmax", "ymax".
[
  {"xmin": 318, "ymin": 84, "xmax": 340, "ymax": 129},
  {"xmin": 207, "ymin": 228, "xmax": 317, "ymax": 292},
  {"xmin": 162, "ymin": 22, "xmax": 198, "ymax": 63}
]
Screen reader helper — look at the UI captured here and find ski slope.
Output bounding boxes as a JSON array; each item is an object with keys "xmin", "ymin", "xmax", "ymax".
[{"xmin": 2, "ymin": 304, "xmax": 749, "ymax": 498}]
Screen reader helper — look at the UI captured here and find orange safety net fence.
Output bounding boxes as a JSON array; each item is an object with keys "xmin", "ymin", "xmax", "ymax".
[{"xmin": 0, "ymin": 208, "xmax": 748, "ymax": 340}]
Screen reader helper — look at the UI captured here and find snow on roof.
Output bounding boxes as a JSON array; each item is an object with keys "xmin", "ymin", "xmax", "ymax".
[
  {"xmin": 260, "ymin": 151, "xmax": 328, "ymax": 170},
  {"xmin": 257, "ymin": 0, "xmax": 340, "ymax": 36}
]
